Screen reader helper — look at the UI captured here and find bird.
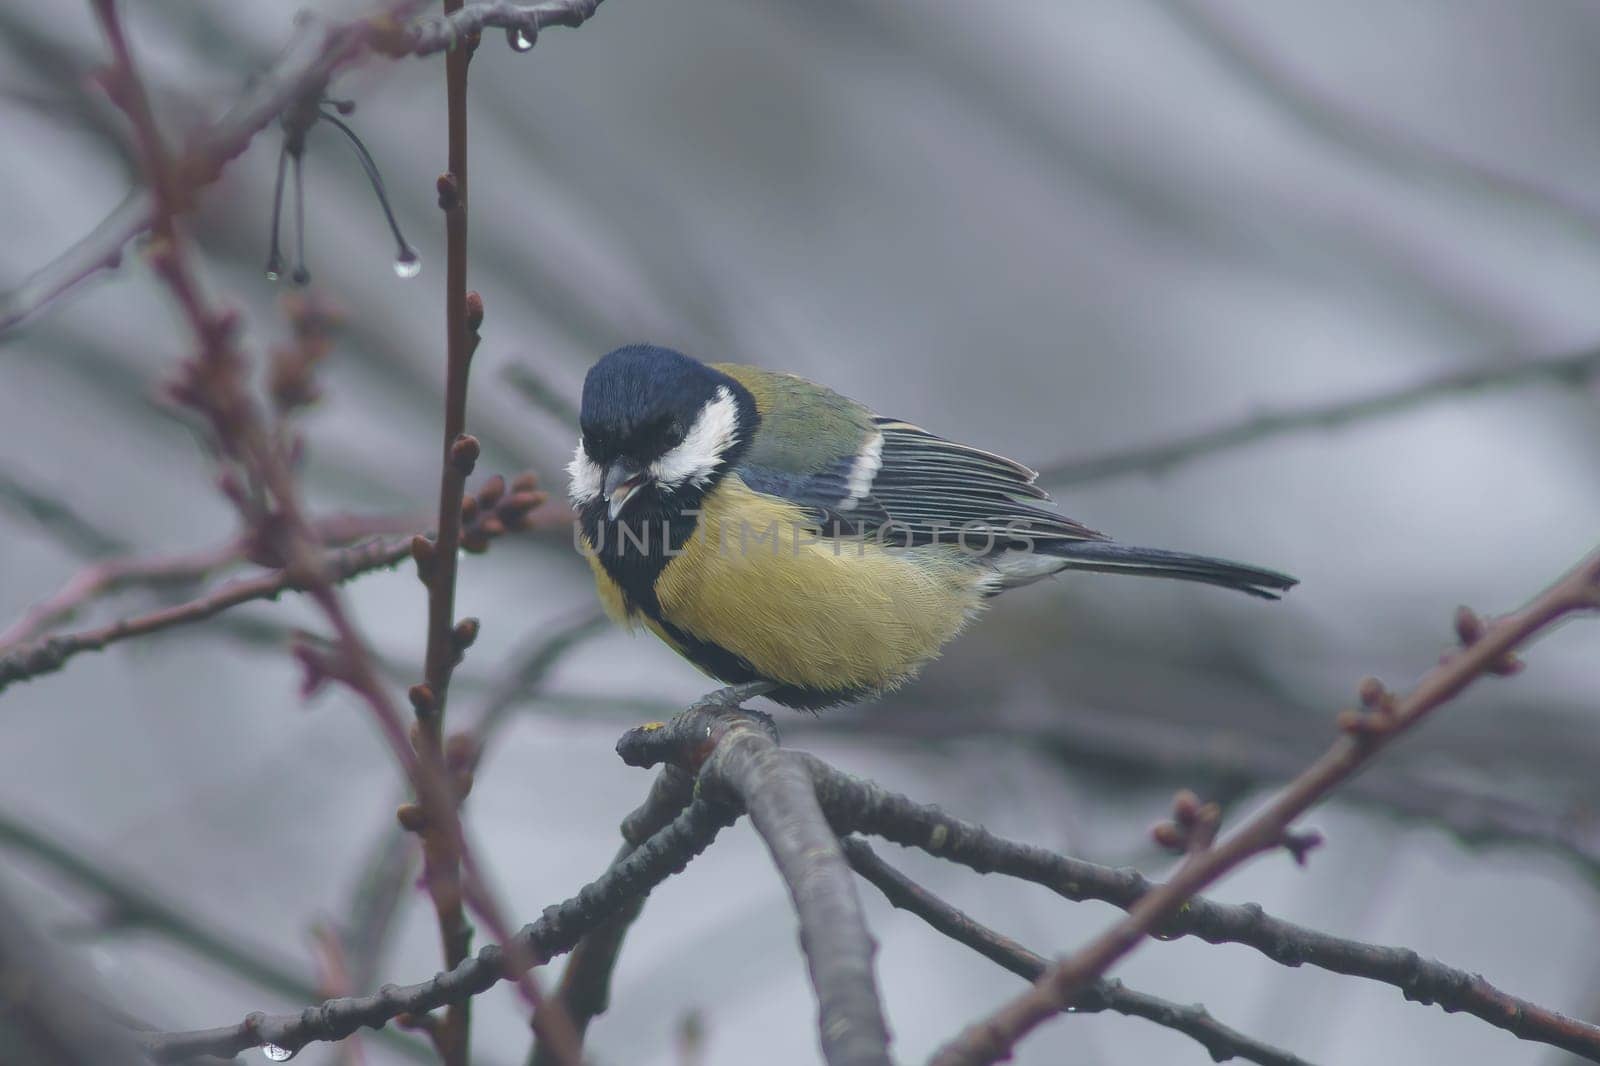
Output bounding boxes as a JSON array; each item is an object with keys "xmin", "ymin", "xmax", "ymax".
[{"xmin": 568, "ymin": 344, "xmax": 1296, "ymax": 709}]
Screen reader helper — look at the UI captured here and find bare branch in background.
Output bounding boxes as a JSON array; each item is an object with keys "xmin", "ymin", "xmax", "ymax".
[
  {"xmin": 1040, "ymin": 346, "xmax": 1600, "ymax": 486},
  {"xmin": 137, "ymin": 792, "xmax": 739, "ymax": 1062},
  {"xmin": 334, "ymin": 609, "xmax": 608, "ymax": 1047},
  {"xmin": 825, "ymin": 699, "xmax": 1600, "ymax": 887},
  {"xmin": 0, "ymin": 489, "xmax": 544, "ymax": 696},
  {"xmin": 0, "ymin": 870, "xmax": 151, "ymax": 1066},
  {"xmin": 0, "ymin": 534, "xmax": 411, "ymax": 694},
  {"xmin": 0, "ymin": 468, "xmax": 128, "ymax": 558},
  {"xmin": 1156, "ymin": 0, "xmax": 1600, "ymax": 243},
  {"xmin": 0, "ymin": 812, "xmax": 436, "ymax": 1063},
  {"xmin": 0, "ymin": 511, "xmax": 417, "ymax": 648},
  {"xmin": 0, "ymin": 0, "xmax": 605, "ymax": 337},
  {"xmin": 530, "ymin": 763, "xmax": 698, "ymax": 1066},
  {"xmin": 842, "ymin": 838, "xmax": 1314, "ymax": 1066},
  {"xmin": 505, "ymin": 363, "xmax": 582, "ymax": 428},
  {"xmin": 927, "ymin": 550, "xmax": 1600, "ymax": 1066}
]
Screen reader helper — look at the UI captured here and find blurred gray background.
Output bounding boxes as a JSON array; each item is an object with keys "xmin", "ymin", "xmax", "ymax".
[{"xmin": 3, "ymin": 1, "xmax": 1599, "ymax": 1063}]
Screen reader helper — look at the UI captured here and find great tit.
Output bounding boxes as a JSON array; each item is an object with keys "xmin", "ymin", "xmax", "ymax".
[{"xmin": 568, "ymin": 344, "xmax": 1296, "ymax": 708}]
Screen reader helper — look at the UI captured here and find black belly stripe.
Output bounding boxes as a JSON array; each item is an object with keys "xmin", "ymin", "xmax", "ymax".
[{"xmin": 648, "ymin": 613, "xmax": 871, "ymax": 710}]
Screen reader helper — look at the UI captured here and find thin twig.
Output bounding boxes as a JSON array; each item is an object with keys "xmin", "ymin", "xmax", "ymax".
[
  {"xmin": 0, "ymin": 0, "xmax": 603, "ymax": 337},
  {"xmin": 408, "ymin": 0, "xmax": 481, "ymax": 1056},
  {"xmin": 0, "ymin": 534, "xmax": 411, "ymax": 695},
  {"xmin": 796, "ymin": 753, "xmax": 1600, "ymax": 1061},
  {"xmin": 0, "ymin": 811, "xmax": 436, "ymax": 1063},
  {"xmin": 816, "ymin": 700, "xmax": 1600, "ymax": 887},
  {"xmin": 340, "ymin": 611, "xmax": 606, "ymax": 1011},
  {"xmin": 1038, "ymin": 348, "xmax": 1600, "ymax": 486},
  {"xmin": 842, "ymin": 838, "xmax": 1314, "ymax": 1066},
  {"xmin": 405, "ymin": 0, "xmax": 604, "ymax": 54},
  {"xmin": 1156, "ymin": 0, "xmax": 1600, "ymax": 243},
  {"xmin": 0, "ymin": 468, "xmax": 128, "ymax": 557},
  {"xmin": 0, "ymin": 869, "xmax": 150, "ymax": 1065},
  {"xmin": 137, "ymin": 794, "xmax": 738, "ymax": 1062},
  {"xmin": 88, "ymin": 13, "xmax": 565, "ymax": 1066},
  {"xmin": 0, "ymin": 512, "xmax": 418, "ymax": 648},
  {"xmin": 927, "ymin": 549, "xmax": 1600, "ymax": 1066},
  {"xmin": 529, "ymin": 763, "xmax": 698, "ymax": 1066}
]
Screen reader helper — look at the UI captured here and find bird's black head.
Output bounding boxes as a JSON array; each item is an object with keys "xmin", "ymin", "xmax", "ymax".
[{"xmin": 569, "ymin": 344, "xmax": 757, "ymax": 522}]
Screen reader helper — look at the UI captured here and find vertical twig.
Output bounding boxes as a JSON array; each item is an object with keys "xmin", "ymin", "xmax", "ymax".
[{"xmin": 410, "ymin": 3, "xmax": 477, "ymax": 1060}]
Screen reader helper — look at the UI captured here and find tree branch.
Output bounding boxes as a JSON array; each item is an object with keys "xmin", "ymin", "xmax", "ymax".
[
  {"xmin": 798, "ymin": 751, "xmax": 1600, "ymax": 1061},
  {"xmin": 618, "ymin": 686, "xmax": 894, "ymax": 1066},
  {"xmin": 841, "ymin": 837, "xmax": 1314, "ymax": 1066},
  {"xmin": 928, "ymin": 549, "xmax": 1600, "ymax": 1066},
  {"xmin": 0, "ymin": 534, "xmax": 409, "ymax": 695},
  {"xmin": 0, "ymin": 0, "xmax": 605, "ymax": 337},
  {"xmin": 1038, "ymin": 347, "xmax": 1600, "ymax": 486},
  {"xmin": 136, "ymin": 794, "xmax": 737, "ymax": 1062},
  {"xmin": 0, "ymin": 811, "xmax": 435, "ymax": 1063},
  {"xmin": 529, "ymin": 763, "xmax": 698, "ymax": 1066},
  {"xmin": 0, "ymin": 512, "xmax": 417, "ymax": 648},
  {"xmin": 828, "ymin": 699, "xmax": 1600, "ymax": 887}
]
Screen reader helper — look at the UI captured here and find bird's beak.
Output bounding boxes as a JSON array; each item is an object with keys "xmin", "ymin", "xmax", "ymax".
[{"xmin": 602, "ymin": 457, "xmax": 649, "ymax": 520}]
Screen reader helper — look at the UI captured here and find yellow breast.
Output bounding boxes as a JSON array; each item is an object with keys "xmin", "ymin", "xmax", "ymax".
[{"xmin": 639, "ymin": 475, "xmax": 989, "ymax": 694}]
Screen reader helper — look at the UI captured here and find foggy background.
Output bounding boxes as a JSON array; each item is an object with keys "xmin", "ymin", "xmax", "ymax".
[{"xmin": 3, "ymin": 1, "xmax": 1599, "ymax": 1063}]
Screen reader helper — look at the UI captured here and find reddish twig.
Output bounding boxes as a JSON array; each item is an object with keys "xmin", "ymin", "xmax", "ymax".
[
  {"xmin": 0, "ymin": 512, "xmax": 416, "ymax": 649},
  {"xmin": 89, "ymin": 8, "xmax": 562, "ymax": 1064},
  {"xmin": 410, "ymin": 2, "xmax": 479, "ymax": 1060},
  {"xmin": 0, "ymin": 534, "xmax": 404, "ymax": 695},
  {"xmin": 927, "ymin": 547, "xmax": 1600, "ymax": 1066},
  {"xmin": 0, "ymin": 492, "xmax": 546, "ymax": 697},
  {"xmin": 0, "ymin": 1, "xmax": 604, "ymax": 337}
]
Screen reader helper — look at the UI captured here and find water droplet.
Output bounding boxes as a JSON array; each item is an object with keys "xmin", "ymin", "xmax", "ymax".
[
  {"xmin": 261, "ymin": 1044, "xmax": 294, "ymax": 1062},
  {"xmin": 264, "ymin": 253, "xmax": 283, "ymax": 282},
  {"xmin": 508, "ymin": 27, "xmax": 534, "ymax": 52},
  {"xmin": 393, "ymin": 250, "xmax": 422, "ymax": 279},
  {"xmin": 291, "ymin": 266, "xmax": 310, "ymax": 286}
]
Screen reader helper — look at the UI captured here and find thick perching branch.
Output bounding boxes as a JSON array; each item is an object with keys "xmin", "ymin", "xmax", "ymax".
[
  {"xmin": 140, "ymin": 636, "xmax": 1600, "ymax": 1065},
  {"xmin": 618, "ymin": 685, "xmax": 894, "ymax": 1066}
]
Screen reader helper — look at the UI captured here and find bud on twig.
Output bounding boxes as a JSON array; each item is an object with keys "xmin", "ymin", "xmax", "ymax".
[
  {"xmin": 476, "ymin": 474, "xmax": 505, "ymax": 509},
  {"xmin": 408, "ymin": 683, "xmax": 438, "ymax": 719},
  {"xmin": 411, "ymin": 534, "xmax": 437, "ymax": 583},
  {"xmin": 449, "ymin": 434, "xmax": 480, "ymax": 476},
  {"xmin": 436, "ymin": 173, "xmax": 460, "ymax": 212}
]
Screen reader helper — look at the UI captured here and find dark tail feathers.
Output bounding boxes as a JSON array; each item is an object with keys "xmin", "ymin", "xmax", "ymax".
[{"xmin": 1041, "ymin": 541, "xmax": 1298, "ymax": 600}]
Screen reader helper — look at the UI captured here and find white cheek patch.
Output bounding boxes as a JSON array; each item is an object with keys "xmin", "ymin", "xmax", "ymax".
[
  {"xmin": 836, "ymin": 430, "xmax": 883, "ymax": 512},
  {"xmin": 651, "ymin": 386, "xmax": 740, "ymax": 490},
  {"xmin": 567, "ymin": 438, "xmax": 603, "ymax": 503}
]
